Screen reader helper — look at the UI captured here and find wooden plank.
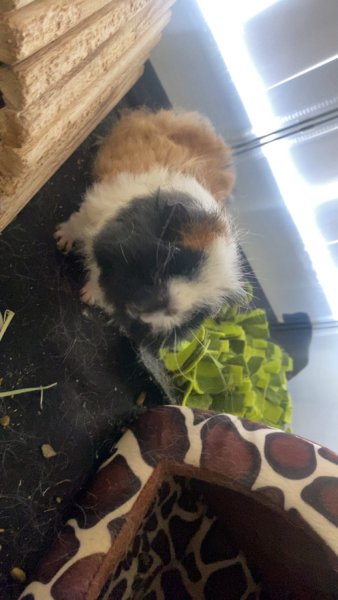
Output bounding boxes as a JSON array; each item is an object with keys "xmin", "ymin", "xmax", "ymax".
[
  {"xmin": 0, "ymin": 66, "xmax": 143, "ymax": 231},
  {"xmin": 0, "ymin": 0, "xmax": 153, "ymax": 109},
  {"xmin": 0, "ymin": 0, "xmax": 34, "ymax": 11},
  {"xmin": 0, "ymin": 0, "xmax": 120, "ymax": 63},
  {"xmin": 0, "ymin": 1, "xmax": 172, "ymax": 146},
  {"xmin": 0, "ymin": 18, "xmax": 166, "ymax": 176}
]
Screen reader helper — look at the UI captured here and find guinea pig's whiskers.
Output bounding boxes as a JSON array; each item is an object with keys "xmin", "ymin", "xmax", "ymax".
[
  {"xmin": 188, "ymin": 327, "xmax": 208, "ymax": 351},
  {"xmin": 119, "ymin": 244, "xmax": 128, "ymax": 264},
  {"xmin": 159, "ymin": 331, "xmax": 170, "ymax": 353},
  {"xmin": 171, "ymin": 328, "xmax": 192, "ymax": 380},
  {"xmin": 159, "ymin": 204, "xmax": 177, "ymax": 241},
  {"xmin": 155, "ymin": 236, "xmax": 162, "ymax": 273},
  {"xmin": 161, "ymin": 242, "xmax": 174, "ymax": 275},
  {"xmin": 141, "ymin": 334, "xmax": 155, "ymax": 354}
]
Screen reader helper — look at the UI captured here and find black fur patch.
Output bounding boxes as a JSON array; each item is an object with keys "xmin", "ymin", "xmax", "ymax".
[{"xmin": 93, "ymin": 190, "xmax": 214, "ymax": 346}]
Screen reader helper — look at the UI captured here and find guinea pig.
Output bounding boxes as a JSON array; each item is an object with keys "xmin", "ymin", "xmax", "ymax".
[{"xmin": 54, "ymin": 109, "xmax": 242, "ymax": 349}]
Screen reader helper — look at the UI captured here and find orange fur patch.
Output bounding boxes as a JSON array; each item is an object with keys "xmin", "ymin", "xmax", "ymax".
[
  {"xmin": 181, "ymin": 219, "xmax": 226, "ymax": 251},
  {"xmin": 93, "ymin": 109, "xmax": 235, "ymax": 203}
]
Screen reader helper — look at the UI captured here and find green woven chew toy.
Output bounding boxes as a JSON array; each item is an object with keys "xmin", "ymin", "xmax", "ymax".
[{"xmin": 159, "ymin": 289, "xmax": 293, "ymax": 430}]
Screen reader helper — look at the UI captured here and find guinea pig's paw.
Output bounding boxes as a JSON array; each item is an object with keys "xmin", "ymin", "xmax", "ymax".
[
  {"xmin": 54, "ymin": 222, "xmax": 75, "ymax": 254},
  {"xmin": 80, "ymin": 280, "xmax": 96, "ymax": 305}
]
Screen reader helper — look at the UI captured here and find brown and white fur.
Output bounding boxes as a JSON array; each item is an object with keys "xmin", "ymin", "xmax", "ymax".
[{"xmin": 55, "ymin": 109, "xmax": 242, "ymax": 348}]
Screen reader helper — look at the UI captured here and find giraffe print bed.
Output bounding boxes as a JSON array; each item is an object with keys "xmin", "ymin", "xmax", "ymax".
[
  {"xmin": 20, "ymin": 406, "xmax": 338, "ymax": 599},
  {"xmin": 99, "ymin": 475, "xmax": 261, "ymax": 599}
]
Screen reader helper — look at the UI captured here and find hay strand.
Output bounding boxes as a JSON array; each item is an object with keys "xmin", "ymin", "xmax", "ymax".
[{"xmin": 0, "ymin": 309, "xmax": 15, "ymax": 341}]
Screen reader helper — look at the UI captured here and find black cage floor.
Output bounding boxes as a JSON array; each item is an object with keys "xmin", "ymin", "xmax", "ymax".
[{"xmin": 0, "ymin": 63, "xmax": 169, "ymax": 599}]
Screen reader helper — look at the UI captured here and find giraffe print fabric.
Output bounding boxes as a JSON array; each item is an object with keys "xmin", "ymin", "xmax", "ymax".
[
  {"xmin": 20, "ymin": 406, "xmax": 338, "ymax": 599},
  {"xmin": 100, "ymin": 476, "xmax": 261, "ymax": 599}
]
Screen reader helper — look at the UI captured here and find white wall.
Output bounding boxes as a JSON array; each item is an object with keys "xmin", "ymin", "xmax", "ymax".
[{"xmin": 289, "ymin": 327, "xmax": 338, "ymax": 451}]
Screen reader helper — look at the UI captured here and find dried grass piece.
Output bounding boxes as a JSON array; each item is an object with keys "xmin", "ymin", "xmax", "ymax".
[
  {"xmin": 41, "ymin": 443, "xmax": 57, "ymax": 459},
  {"xmin": 10, "ymin": 567, "xmax": 26, "ymax": 582},
  {"xmin": 0, "ymin": 310, "xmax": 15, "ymax": 342},
  {"xmin": 0, "ymin": 310, "xmax": 57, "ymax": 403},
  {"xmin": 0, "ymin": 382, "xmax": 57, "ymax": 399},
  {"xmin": 0, "ymin": 415, "xmax": 10, "ymax": 427},
  {"xmin": 136, "ymin": 391, "xmax": 146, "ymax": 406}
]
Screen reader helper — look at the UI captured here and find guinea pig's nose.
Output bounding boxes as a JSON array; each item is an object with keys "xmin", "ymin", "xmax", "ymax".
[
  {"xmin": 157, "ymin": 286, "xmax": 169, "ymax": 306},
  {"xmin": 149, "ymin": 290, "xmax": 170, "ymax": 313},
  {"xmin": 165, "ymin": 305, "xmax": 178, "ymax": 317}
]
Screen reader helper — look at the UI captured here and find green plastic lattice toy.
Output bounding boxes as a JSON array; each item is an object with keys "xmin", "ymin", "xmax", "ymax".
[{"xmin": 159, "ymin": 289, "xmax": 293, "ymax": 430}]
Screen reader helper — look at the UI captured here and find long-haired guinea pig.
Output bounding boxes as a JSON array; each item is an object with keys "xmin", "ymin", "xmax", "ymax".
[{"xmin": 55, "ymin": 109, "xmax": 242, "ymax": 348}]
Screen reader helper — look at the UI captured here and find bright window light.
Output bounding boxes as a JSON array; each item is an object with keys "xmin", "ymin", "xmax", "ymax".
[{"xmin": 197, "ymin": 0, "xmax": 338, "ymax": 320}]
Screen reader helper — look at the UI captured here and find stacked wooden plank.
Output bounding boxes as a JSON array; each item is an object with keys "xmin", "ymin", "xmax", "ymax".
[{"xmin": 0, "ymin": 0, "xmax": 174, "ymax": 230}]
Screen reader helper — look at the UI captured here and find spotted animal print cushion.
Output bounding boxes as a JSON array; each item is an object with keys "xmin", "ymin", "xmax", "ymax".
[
  {"xmin": 99, "ymin": 475, "xmax": 261, "ymax": 599},
  {"xmin": 20, "ymin": 407, "xmax": 338, "ymax": 599}
]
